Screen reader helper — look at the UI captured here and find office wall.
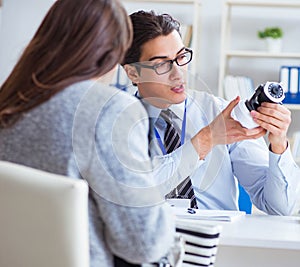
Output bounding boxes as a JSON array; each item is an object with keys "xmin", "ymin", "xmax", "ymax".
[
  {"xmin": 200, "ymin": 0, "xmax": 300, "ymax": 91},
  {"xmin": 199, "ymin": 0, "xmax": 300, "ymax": 137},
  {"xmin": 1, "ymin": 0, "xmax": 299, "ymax": 92},
  {"xmin": 0, "ymin": 7, "xmax": 2, "ymax": 30},
  {"xmin": 0, "ymin": 0, "xmax": 299, "ymax": 136},
  {"xmin": 0, "ymin": 0, "xmax": 54, "ymax": 84}
]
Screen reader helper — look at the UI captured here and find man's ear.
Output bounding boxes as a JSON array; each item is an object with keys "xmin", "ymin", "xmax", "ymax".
[{"xmin": 124, "ymin": 64, "xmax": 140, "ymax": 85}]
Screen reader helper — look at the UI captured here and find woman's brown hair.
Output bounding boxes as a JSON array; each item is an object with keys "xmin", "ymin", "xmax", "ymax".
[{"xmin": 0, "ymin": 0, "xmax": 132, "ymax": 127}]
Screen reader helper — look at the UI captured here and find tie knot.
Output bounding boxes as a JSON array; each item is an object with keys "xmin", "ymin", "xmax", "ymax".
[{"xmin": 160, "ymin": 109, "xmax": 174, "ymax": 124}]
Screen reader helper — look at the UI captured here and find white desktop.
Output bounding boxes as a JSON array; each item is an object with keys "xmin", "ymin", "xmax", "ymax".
[
  {"xmin": 173, "ymin": 207, "xmax": 300, "ymax": 267},
  {"xmin": 193, "ymin": 214, "xmax": 300, "ymax": 267}
]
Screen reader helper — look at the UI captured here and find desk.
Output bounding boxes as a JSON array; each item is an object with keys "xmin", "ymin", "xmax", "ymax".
[{"xmin": 213, "ymin": 215, "xmax": 300, "ymax": 267}]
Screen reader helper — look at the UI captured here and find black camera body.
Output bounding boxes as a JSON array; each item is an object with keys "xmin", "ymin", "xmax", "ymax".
[
  {"xmin": 245, "ymin": 82, "xmax": 285, "ymax": 111},
  {"xmin": 232, "ymin": 81, "xmax": 285, "ymax": 129}
]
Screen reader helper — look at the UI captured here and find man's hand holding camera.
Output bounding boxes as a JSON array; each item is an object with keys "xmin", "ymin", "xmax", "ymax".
[
  {"xmin": 208, "ymin": 96, "xmax": 266, "ymax": 145},
  {"xmin": 191, "ymin": 96, "xmax": 266, "ymax": 160},
  {"xmin": 191, "ymin": 82, "xmax": 289, "ymax": 160},
  {"xmin": 251, "ymin": 102, "xmax": 291, "ymax": 154}
]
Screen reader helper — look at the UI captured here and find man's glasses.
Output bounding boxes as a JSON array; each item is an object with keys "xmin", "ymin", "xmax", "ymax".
[{"xmin": 134, "ymin": 48, "xmax": 193, "ymax": 75}]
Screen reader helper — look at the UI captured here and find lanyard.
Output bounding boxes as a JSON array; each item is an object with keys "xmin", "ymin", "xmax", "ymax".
[{"xmin": 154, "ymin": 100, "xmax": 187, "ymax": 155}]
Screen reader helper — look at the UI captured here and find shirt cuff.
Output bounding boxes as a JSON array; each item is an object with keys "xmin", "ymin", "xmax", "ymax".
[
  {"xmin": 269, "ymin": 142, "xmax": 299, "ymax": 182},
  {"xmin": 174, "ymin": 139, "xmax": 203, "ymax": 176}
]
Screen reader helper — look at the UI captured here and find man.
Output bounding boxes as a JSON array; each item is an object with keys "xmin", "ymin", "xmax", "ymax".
[{"xmin": 122, "ymin": 10, "xmax": 300, "ymax": 215}]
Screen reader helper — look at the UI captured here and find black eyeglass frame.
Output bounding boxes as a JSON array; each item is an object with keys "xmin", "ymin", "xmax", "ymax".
[{"xmin": 134, "ymin": 48, "xmax": 193, "ymax": 75}]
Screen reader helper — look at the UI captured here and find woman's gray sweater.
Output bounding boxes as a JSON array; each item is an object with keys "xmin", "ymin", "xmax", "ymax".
[{"xmin": 0, "ymin": 80, "xmax": 175, "ymax": 266}]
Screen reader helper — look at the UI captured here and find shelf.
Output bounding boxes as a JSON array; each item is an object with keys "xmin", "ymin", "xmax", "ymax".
[
  {"xmin": 123, "ymin": 0, "xmax": 197, "ymax": 4},
  {"xmin": 225, "ymin": 50, "xmax": 300, "ymax": 59},
  {"xmin": 285, "ymin": 104, "xmax": 300, "ymax": 110},
  {"xmin": 122, "ymin": 0, "xmax": 202, "ymax": 75},
  {"xmin": 226, "ymin": 0, "xmax": 300, "ymax": 8},
  {"xmin": 218, "ymin": 0, "xmax": 300, "ymax": 146},
  {"xmin": 218, "ymin": 0, "xmax": 300, "ymax": 99}
]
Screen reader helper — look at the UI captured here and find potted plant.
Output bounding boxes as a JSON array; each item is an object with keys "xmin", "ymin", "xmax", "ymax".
[{"xmin": 258, "ymin": 27, "xmax": 283, "ymax": 53}]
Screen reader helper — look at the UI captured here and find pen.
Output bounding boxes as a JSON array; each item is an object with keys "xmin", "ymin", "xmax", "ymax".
[{"xmin": 187, "ymin": 208, "xmax": 196, "ymax": 214}]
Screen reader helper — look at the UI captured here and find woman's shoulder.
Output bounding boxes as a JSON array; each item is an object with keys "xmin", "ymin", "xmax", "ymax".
[
  {"xmin": 67, "ymin": 81, "xmax": 148, "ymax": 126},
  {"xmin": 62, "ymin": 80, "xmax": 144, "ymax": 112}
]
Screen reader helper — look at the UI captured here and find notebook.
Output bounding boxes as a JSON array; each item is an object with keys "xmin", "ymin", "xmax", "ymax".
[{"xmin": 172, "ymin": 207, "xmax": 245, "ymax": 222}]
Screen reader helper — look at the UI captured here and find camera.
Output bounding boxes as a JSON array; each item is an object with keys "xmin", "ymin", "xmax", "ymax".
[{"xmin": 232, "ymin": 82, "xmax": 285, "ymax": 129}]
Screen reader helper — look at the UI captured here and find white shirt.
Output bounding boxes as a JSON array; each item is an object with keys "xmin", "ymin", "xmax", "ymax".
[{"xmin": 140, "ymin": 89, "xmax": 300, "ymax": 215}]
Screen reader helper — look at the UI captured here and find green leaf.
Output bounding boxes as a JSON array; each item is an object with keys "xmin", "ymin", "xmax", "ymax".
[{"xmin": 257, "ymin": 27, "xmax": 283, "ymax": 39}]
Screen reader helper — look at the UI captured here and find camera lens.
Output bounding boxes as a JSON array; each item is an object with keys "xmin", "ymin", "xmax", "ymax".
[{"xmin": 268, "ymin": 83, "xmax": 283, "ymax": 99}]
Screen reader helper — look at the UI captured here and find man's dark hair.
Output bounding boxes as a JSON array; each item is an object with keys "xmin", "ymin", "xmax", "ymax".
[{"xmin": 122, "ymin": 10, "xmax": 181, "ymax": 65}]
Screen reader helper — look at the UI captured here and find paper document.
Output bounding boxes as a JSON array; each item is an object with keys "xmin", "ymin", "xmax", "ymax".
[{"xmin": 172, "ymin": 207, "xmax": 245, "ymax": 222}]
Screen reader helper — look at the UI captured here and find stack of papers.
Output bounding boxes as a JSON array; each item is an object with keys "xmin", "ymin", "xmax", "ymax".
[
  {"xmin": 223, "ymin": 75, "xmax": 254, "ymax": 101},
  {"xmin": 172, "ymin": 207, "xmax": 245, "ymax": 222}
]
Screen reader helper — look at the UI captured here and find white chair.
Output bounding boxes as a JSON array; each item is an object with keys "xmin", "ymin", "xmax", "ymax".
[{"xmin": 0, "ymin": 161, "xmax": 90, "ymax": 267}]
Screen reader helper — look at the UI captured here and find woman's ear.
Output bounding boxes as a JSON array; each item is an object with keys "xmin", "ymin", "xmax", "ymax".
[{"xmin": 123, "ymin": 64, "xmax": 140, "ymax": 85}]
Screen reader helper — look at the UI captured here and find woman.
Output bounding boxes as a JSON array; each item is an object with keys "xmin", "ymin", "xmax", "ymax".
[{"xmin": 0, "ymin": 0, "xmax": 175, "ymax": 266}]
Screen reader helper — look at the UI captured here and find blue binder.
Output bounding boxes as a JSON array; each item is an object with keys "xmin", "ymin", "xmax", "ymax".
[
  {"xmin": 280, "ymin": 66, "xmax": 300, "ymax": 104},
  {"xmin": 238, "ymin": 184, "xmax": 252, "ymax": 214}
]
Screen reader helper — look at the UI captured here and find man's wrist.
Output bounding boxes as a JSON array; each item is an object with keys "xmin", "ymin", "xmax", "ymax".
[
  {"xmin": 270, "ymin": 140, "xmax": 288, "ymax": 154},
  {"xmin": 191, "ymin": 126, "xmax": 213, "ymax": 160}
]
